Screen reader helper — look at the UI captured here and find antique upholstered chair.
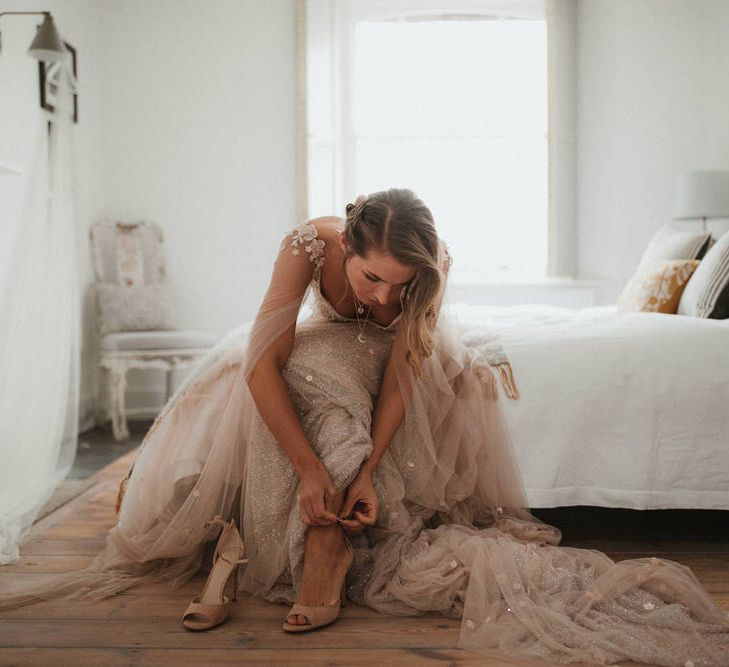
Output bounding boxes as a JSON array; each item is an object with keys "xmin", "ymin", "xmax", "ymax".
[{"xmin": 90, "ymin": 220, "xmax": 218, "ymax": 441}]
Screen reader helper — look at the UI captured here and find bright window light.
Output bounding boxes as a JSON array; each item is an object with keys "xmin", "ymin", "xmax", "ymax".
[{"xmin": 352, "ymin": 18, "xmax": 548, "ymax": 283}]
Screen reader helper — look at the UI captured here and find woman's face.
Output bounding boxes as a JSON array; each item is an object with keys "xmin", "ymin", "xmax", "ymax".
[{"xmin": 344, "ymin": 245, "xmax": 417, "ymax": 307}]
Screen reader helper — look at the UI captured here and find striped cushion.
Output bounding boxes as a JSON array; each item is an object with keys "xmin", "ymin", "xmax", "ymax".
[{"xmin": 678, "ymin": 229, "xmax": 729, "ymax": 318}]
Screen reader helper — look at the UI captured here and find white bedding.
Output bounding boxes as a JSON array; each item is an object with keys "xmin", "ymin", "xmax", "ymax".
[{"xmin": 452, "ymin": 303, "xmax": 729, "ymax": 510}]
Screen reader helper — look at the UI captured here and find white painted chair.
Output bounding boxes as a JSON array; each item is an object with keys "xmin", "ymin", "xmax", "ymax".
[{"xmin": 90, "ymin": 220, "xmax": 218, "ymax": 441}]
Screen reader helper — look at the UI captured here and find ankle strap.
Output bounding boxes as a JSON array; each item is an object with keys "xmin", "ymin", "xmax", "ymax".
[{"xmin": 203, "ymin": 515, "xmax": 227, "ymax": 529}]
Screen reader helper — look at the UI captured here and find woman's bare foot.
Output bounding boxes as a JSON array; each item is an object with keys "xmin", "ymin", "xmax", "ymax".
[{"xmin": 286, "ymin": 523, "xmax": 353, "ymax": 626}]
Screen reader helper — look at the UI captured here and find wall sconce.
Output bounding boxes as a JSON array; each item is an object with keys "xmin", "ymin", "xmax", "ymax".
[{"xmin": 0, "ymin": 11, "xmax": 66, "ymax": 62}]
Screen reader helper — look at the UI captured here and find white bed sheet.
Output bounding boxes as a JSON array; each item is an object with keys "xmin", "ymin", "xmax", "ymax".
[{"xmin": 452, "ymin": 303, "xmax": 729, "ymax": 510}]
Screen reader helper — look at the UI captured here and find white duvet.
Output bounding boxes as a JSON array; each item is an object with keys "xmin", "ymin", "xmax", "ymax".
[{"xmin": 452, "ymin": 303, "xmax": 729, "ymax": 510}]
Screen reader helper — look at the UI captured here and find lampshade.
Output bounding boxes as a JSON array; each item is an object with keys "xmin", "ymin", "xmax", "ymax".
[
  {"xmin": 27, "ymin": 13, "xmax": 66, "ymax": 62},
  {"xmin": 673, "ymin": 170, "xmax": 729, "ymax": 220}
]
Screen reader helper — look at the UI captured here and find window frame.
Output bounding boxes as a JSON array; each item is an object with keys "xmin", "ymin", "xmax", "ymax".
[{"xmin": 296, "ymin": 0, "xmax": 577, "ymax": 282}]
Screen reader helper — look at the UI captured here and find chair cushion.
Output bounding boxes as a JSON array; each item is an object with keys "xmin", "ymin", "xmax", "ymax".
[
  {"xmin": 100, "ymin": 330, "xmax": 218, "ymax": 352},
  {"xmin": 96, "ymin": 282, "xmax": 176, "ymax": 335}
]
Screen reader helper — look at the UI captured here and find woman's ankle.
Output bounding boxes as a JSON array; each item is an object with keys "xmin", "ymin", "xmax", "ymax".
[{"xmin": 306, "ymin": 524, "xmax": 348, "ymax": 558}]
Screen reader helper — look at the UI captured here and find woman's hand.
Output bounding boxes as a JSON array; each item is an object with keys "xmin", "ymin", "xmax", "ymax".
[
  {"xmin": 338, "ymin": 468, "xmax": 378, "ymax": 534},
  {"xmin": 298, "ymin": 463, "xmax": 338, "ymax": 526}
]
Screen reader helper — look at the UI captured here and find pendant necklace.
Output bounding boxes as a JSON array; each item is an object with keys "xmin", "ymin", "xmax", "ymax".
[{"xmin": 354, "ymin": 295, "xmax": 371, "ymax": 343}]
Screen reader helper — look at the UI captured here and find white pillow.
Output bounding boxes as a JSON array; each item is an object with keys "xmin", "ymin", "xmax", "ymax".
[
  {"xmin": 96, "ymin": 282, "xmax": 176, "ymax": 336},
  {"xmin": 635, "ymin": 224, "xmax": 711, "ymax": 274}
]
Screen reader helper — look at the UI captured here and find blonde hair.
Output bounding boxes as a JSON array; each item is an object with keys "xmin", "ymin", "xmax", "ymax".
[{"xmin": 342, "ymin": 188, "xmax": 447, "ymax": 375}]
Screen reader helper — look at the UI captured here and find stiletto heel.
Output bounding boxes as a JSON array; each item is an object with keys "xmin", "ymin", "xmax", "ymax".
[
  {"xmin": 182, "ymin": 516, "xmax": 248, "ymax": 631},
  {"xmin": 282, "ymin": 531, "xmax": 354, "ymax": 633},
  {"xmin": 340, "ymin": 574, "xmax": 348, "ymax": 608},
  {"xmin": 232, "ymin": 560, "xmax": 240, "ymax": 602}
]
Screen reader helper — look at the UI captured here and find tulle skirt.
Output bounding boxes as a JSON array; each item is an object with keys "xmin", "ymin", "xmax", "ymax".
[{"xmin": 1, "ymin": 312, "xmax": 728, "ymax": 666}]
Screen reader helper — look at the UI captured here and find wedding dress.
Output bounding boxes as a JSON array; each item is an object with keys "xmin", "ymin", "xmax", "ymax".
[{"xmin": 2, "ymin": 222, "xmax": 728, "ymax": 666}]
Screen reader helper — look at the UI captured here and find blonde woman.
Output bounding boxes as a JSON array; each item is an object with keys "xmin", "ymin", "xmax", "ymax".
[{"xmin": 3, "ymin": 189, "xmax": 728, "ymax": 665}]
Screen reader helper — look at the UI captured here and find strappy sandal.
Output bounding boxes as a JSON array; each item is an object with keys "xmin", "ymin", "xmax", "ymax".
[
  {"xmin": 282, "ymin": 532, "xmax": 354, "ymax": 633},
  {"xmin": 182, "ymin": 516, "xmax": 249, "ymax": 631}
]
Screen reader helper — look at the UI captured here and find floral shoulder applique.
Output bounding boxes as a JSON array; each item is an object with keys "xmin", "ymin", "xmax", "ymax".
[{"xmin": 279, "ymin": 222, "xmax": 326, "ymax": 272}]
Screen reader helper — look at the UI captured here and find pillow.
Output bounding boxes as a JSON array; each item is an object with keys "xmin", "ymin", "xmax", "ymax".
[
  {"xmin": 617, "ymin": 259, "xmax": 700, "ymax": 313},
  {"xmin": 677, "ymin": 229, "xmax": 729, "ymax": 318},
  {"xmin": 695, "ymin": 235, "xmax": 715, "ymax": 260},
  {"xmin": 96, "ymin": 282, "xmax": 176, "ymax": 336},
  {"xmin": 634, "ymin": 224, "xmax": 711, "ymax": 275}
]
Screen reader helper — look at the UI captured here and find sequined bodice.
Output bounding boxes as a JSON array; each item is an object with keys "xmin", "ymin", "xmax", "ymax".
[{"xmin": 311, "ymin": 275, "xmax": 402, "ymax": 331}]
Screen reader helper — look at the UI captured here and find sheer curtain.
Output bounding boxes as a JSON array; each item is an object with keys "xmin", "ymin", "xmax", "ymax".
[{"xmin": 0, "ymin": 57, "xmax": 80, "ymax": 564}]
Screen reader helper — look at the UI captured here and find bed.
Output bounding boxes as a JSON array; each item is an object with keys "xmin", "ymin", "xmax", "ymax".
[{"xmin": 454, "ymin": 303, "xmax": 729, "ymax": 510}]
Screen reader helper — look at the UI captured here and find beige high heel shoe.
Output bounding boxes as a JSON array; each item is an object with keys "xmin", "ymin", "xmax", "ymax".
[
  {"xmin": 182, "ymin": 516, "xmax": 248, "ymax": 631},
  {"xmin": 282, "ymin": 532, "xmax": 354, "ymax": 633}
]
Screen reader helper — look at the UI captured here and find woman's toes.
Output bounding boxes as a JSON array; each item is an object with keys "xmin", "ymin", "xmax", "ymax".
[{"xmin": 287, "ymin": 613, "xmax": 309, "ymax": 626}]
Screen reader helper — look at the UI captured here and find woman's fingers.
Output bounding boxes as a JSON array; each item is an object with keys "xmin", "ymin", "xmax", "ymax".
[
  {"xmin": 304, "ymin": 497, "xmax": 324, "ymax": 526},
  {"xmin": 304, "ymin": 497, "xmax": 374, "ymax": 528},
  {"xmin": 339, "ymin": 496, "xmax": 356, "ymax": 521},
  {"xmin": 302, "ymin": 495, "xmax": 337, "ymax": 526},
  {"xmin": 354, "ymin": 509, "xmax": 376, "ymax": 526},
  {"xmin": 312, "ymin": 493, "xmax": 337, "ymax": 524},
  {"xmin": 303, "ymin": 498, "xmax": 317, "ymax": 525},
  {"xmin": 317, "ymin": 509, "xmax": 339, "ymax": 524},
  {"xmin": 339, "ymin": 519, "xmax": 366, "ymax": 535}
]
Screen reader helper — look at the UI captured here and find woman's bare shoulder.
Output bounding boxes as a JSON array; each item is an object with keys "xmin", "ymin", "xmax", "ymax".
[{"xmin": 306, "ymin": 216, "xmax": 345, "ymax": 239}]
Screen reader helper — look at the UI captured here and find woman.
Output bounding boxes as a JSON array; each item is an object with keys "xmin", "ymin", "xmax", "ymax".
[{"xmin": 2, "ymin": 188, "xmax": 729, "ymax": 665}]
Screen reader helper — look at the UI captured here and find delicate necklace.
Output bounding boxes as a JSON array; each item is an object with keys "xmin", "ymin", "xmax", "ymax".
[{"xmin": 354, "ymin": 294, "xmax": 371, "ymax": 343}]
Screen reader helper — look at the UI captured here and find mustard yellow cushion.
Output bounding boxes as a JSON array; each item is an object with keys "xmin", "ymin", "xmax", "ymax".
[{"xmin": 617, "ymin": 259, "xmax": 700, "ymax": 313}]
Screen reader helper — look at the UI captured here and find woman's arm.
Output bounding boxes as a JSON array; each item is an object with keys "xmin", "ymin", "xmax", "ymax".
[
  {"xmin": 248, "ymin": 335, "xmax": 338, "ymax": 526},
  {"xmin": 247, "ymin": 326, "xmax": 315, "ymax": 476},
  {"xmin": 337, "ymin": 325, "xmax": 407, "ymax": 529},
  {"xmin": 246, "ymin": 224, "xmax": 338, "ymax": 526},
  {"xmin": 361, "ymin": 330, "xmax": 406, "ymax": 475},
  {"xmin": 339, "ymin": 241, "xmax": 451, "ymax": 529},
  {"xmin": 363, "ymin": 238, "xmax": 451, "ymax": 475}
]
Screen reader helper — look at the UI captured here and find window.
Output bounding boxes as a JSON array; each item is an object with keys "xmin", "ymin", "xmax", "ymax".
[{"xmin": 302, "ymin": 1, "xmax": 551, "ymax": 284}]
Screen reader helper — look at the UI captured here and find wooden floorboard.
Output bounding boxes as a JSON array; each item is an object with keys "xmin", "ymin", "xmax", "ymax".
[{"xmin": 0, "ymin": 448, "xmax": 726, "ymax": 667}]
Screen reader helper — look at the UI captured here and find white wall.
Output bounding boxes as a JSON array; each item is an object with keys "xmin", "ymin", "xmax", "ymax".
[
  {"xmin": 1, "ymin": 0, "xmax": 299, "ymax": 426},
  {"xmin": 4, "ymin": 0, "xmax": 728, "ymax": 427},
  {"xmin": 575, "ymin": 0, "xmax": 729, "ymax": 303},
  {"xmin": 97, "ymin": 0, "xmax": 299, "ymax": 414}
]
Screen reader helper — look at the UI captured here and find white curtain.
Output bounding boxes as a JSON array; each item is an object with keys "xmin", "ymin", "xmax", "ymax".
[{"xmin": 0, "ymin": 57, "xmax": 80, "ymax": 564}]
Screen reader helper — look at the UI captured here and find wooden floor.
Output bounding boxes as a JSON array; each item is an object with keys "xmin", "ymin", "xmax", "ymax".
[{"xmin": 0, "ymin": 449, "xmax": 727, "ymax": 667}]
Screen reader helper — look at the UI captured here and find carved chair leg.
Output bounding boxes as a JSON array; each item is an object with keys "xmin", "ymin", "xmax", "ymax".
[
  {"xmin": 165, "ymin": 367, "xmax": 174, "ymax": 403},
  {"xmin": 109, "ymin": 365, "xmax": 130, "ymax": 442},
  {"xmin": 95, "ymin": 365, "xmax": 109, "ymax": 426}
]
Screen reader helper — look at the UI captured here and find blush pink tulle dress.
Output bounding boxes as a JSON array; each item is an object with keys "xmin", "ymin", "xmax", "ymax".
[{"xmin": 2, "ymin": 221, "xmax": 728, "ymax": 666}]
